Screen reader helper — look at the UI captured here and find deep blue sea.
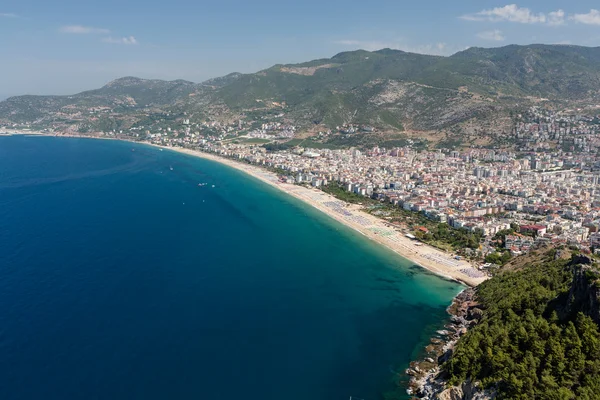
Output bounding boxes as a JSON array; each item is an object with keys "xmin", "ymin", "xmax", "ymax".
[{"xmin": 0, "ymin": 136, "xmax": 462, "ymax": 400}]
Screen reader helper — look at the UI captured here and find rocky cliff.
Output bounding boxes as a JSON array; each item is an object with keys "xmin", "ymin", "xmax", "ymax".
[
  {"xmin": 407, "ymin": 289, "xmax": 495, "ymax": 399},
  {"xmin": 558, "ymin": 255, "xmax": 600, "ymax": 325}
]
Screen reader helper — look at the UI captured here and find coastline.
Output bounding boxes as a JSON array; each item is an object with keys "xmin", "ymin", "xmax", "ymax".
[
  {"xmin": 406, "ymin": 287, "xmax": 486, "ymax": 399},
  {"xmin": 0, "ymin": 134, "xmax": 471, "ymax": 400},
  {"xmin": 0, "ymin": 132, "xmax": 487, "ymax": 286},
  {"xmin": 156, "ymin": 144, "xmax": 488, "ymax": 287}
]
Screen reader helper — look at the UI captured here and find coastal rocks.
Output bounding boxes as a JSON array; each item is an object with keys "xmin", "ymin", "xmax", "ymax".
[
  {"xmin": 406, "ymin": 288, "xmax": 487, "ymax": 399},
  {"xmin": 467, "ymin": 307, "xmax": 483, "ymax": 321},
  {"xmin": 437, "ymin": 381, "xmax": 496, "ymax": 400},
  {"xmin": 437, "ymin": 386, "xmax": 463, "ymax": 400},
  {"xmin": 414, "ymin": 376, "xmax": 495, "ymax": 400}
]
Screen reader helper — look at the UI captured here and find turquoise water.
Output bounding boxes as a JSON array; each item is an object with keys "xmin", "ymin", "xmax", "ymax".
[{"xmin": 0, "ymin": 136, "xmax": 462, "ymax": 400}]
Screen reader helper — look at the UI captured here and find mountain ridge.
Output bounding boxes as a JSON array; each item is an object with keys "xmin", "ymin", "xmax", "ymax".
[{"xmin": 2, "ymin": 44, "xmax": 600, "ymax": 146}]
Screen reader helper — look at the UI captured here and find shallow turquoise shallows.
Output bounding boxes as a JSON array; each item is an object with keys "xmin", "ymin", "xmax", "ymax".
[{"xmin": 0, "ymin": 136, "xmax": 462, "ymax": 400}]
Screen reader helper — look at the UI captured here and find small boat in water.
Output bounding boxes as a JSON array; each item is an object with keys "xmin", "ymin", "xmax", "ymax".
[{"xmin": 169, "ymin": 166, "xmax": 174, "ymax": 171}]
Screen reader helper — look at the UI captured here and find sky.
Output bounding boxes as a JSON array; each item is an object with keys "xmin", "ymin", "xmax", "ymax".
[{"xmin": 1, "ymin": 1, "xmax": 600, "ymax": 98}]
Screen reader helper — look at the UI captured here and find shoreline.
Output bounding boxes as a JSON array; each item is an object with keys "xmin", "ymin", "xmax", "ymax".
[
  {"xmin": 1, "ymin": 132, "xmax": 487, "ymax": 286},
  {"xmin": 406, "ymin": 287, "xmax": 483, "ymax": 398},
  {"xmin": 156, "ymin": 144, "xmax": 487, "ymax": 287}
]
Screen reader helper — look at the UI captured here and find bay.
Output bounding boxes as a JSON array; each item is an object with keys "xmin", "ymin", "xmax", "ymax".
[{"xmin": 0, "ymin": 136, "xmax": 462, "ymax": 400}]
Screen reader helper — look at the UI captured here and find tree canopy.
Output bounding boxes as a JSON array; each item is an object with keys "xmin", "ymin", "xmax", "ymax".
[{"xmin": 443, "ymin": 255, "xmax": 600, "ymax": 399}]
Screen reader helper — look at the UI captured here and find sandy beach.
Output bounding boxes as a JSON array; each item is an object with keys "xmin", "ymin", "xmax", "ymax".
[
  {"xmin": 1, "ymin": 131, "xmax": 487, "ymax": 286},
  {"xmin": 160, "ymin": 145, "xmax": 488, "ymax": 287}
]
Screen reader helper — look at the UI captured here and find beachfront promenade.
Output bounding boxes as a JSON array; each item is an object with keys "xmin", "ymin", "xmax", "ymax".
[{"xmin": 168, "ymin": 146, "xmax": 488, "ymax": 287}]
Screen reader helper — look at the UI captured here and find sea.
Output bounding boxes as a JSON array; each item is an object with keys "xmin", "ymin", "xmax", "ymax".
[{"xmin": 0, "ymin": 135, "xmax": 463, "ymax": 400}]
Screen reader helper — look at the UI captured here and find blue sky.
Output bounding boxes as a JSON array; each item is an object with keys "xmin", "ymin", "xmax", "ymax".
[{"xmin": 2, "ymin": 1, "xmax": 600, "ymax": 98}]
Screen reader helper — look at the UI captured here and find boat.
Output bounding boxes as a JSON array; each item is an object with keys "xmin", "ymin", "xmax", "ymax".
[
  {"xmin": 211, "ymin": 185, "xmax": 215, "ymax": 188},
  {"xmin": 169, "ymin": 166, "xmax": 174, "ymax": 171}
]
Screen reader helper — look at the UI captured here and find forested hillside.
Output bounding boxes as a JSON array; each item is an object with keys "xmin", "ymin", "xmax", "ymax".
[{"xmin": 443, "ymin": 250, "xmax": 600, "ymax": 399}]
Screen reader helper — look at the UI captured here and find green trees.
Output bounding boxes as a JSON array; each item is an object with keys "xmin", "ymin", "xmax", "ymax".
[
  {"xmin": 444, "ymin": 257, "xmax": 600, "ymax": 398},
  {"xmin": 320, "ymin": 183, "xmax": 379, "ymax": 205},
  {"xmin": 416, "ymin": 223, "xmax": 482, "ymax": 251},
  {"xmin": 485, "ymin": 251, "xmax": 512, "ymax": 265}
]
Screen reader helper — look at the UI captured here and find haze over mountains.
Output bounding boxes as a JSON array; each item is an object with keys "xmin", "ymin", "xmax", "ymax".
[{"xmin": 2, "ymin": 44, "xmax": 600, "ymax": 145}]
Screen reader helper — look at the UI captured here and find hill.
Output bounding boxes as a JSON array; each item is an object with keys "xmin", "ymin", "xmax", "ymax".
[
  {"xmin": 435, "ymin": 248, "xmax": 600, "ymax": 399},
  {"xmin": 2, "ymin": 44, "xmax": 600, "ymax": 146}
]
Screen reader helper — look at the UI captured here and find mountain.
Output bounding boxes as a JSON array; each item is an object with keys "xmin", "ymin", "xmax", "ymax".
[
  {"xmin": 440, "ymin": 45, "xmax": 600, "ymax": 98},
  {"xmin": 82, "ymin": 76, "xmax": 198, "ymax": 105},
  {"xmin": 2, "ymin": 44, "xmax": 600, "ymax": 146},
  {"xmin": 0, "ymin": 77, "xmax": 202, "ymax": 122}
]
